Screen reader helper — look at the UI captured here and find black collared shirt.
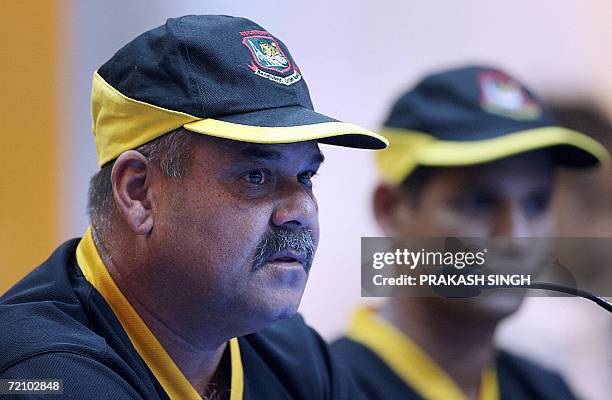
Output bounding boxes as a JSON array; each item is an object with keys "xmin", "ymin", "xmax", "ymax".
[
  {"xmin": 331, "ymin": 307, "xmax": 577, "ymax": 400},
  {"xmin": 0, "ymin": 235, "xmax": 361, "ymax": 400}
]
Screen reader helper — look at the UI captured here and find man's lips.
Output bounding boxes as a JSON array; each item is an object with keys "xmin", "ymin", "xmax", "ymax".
[{"xmin": 267, "ymin": 249, "xmax": 307, "ymax": 265}]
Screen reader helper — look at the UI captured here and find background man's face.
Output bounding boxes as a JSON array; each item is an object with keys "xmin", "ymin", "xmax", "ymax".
[
  {"xmin": 149, "ymin": 137, "xmax": 323, "ymax": 336},
  {"xmin": 379, "ymin": 151, "xmax": 556, "ymax": 319},
  {"xmin": 397, "ymin": 152, "xmax": 555, "ymax": 238}
]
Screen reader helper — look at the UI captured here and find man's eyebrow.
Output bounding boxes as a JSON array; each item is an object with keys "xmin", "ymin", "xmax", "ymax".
[
  {"xmin": 238, "ymin": 145, "xmax": 325, "ymax": 165},
  {"xmin": 239, "ymin": 146, "xmax": 284, "ymax": 161}
]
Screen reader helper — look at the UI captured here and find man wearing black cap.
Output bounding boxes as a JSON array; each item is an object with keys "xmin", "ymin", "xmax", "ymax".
[
  {"xmin": 331, "ymin": 66, "xmax": 608, "ymax": 400},
  {"xmin": 0, "ymin": 15, "xmax": 386, "ymax": 399}
]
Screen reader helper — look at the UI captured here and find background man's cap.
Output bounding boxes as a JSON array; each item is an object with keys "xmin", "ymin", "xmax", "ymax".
[
  {"xmin": 92, "ymin": 15, "xmax": 387, "ymax": 166},
  {"xmin": 376, "ymin": 65, "xmax": 609, "ymax": 184}
]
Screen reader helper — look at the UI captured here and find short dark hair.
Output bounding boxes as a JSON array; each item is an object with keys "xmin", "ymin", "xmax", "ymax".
[{"xmin": 87, "ymin": 128, "xmax": 194, "ymax": 236}]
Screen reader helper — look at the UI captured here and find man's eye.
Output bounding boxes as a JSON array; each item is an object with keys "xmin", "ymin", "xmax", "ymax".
[
  {"xmin": 455, "ymin": 190, "xmax": 497, "ymax": 215},
  {"xmin": 298, "ymin": 170, "xmax": 317, "ymax": 185},
  {"xmin": 523, "ymin": 192, "xmax": 551, "ymax": 218},
  {"xmin": 244, "ymin": 170, "xmax": 266, "ymax": 185}
]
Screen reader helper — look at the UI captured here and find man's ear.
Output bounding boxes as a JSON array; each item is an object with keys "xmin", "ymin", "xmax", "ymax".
[
  {"xmin": 373, "ymin": 183, "xmax": 413, "ymax": 236},
  {"xmin": 111, "ymin": 150, "xmax": 155, "ymax": 235}
]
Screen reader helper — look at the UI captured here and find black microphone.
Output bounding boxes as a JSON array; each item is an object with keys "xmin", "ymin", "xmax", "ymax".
[
  {"xmin": 479, "ymin": 282, "xmax": 612, "ymax": 314},
  {"xmin": 431, "ymin": 271, "xmax": 612, "ymax": 314}
]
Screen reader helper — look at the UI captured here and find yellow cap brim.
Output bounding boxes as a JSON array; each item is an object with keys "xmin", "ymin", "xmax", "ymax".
[
  {"xmin": 377, "ymin": 127, "xmax": 610, "ymax": 184},
  {"xmin": 183, "ymin": 118, "xmax": 388, "ymax": 149}
]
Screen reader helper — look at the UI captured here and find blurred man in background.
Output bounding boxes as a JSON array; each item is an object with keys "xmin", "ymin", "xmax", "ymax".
[{"xmin": 331, "ymin": 66, "xmax": 608, "ymax": 400}]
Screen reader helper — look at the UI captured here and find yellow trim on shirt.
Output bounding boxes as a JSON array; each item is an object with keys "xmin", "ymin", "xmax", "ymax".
[
  {"xmin": 76, "ymin": 226, "xmax": 244, "ymax": 400},
  {"xmin": 346, "ymin": 306, "xmax": 499, "ymax": 400}
]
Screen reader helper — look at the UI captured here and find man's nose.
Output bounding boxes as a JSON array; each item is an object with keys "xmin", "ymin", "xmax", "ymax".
[
  {"xmin": 271, "ymin": 183, "xmax": 318, "ymax": 229},
  {"xmin": 492, "ymin": 201, "xmax": 530, "ymax": 237}
]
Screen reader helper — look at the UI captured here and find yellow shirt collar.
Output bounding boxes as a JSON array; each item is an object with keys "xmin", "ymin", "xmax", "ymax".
[
  {"xmin": 346, "ymin": 306, "xmax": 498, "ymax": 400},
  {"xmin": 76, "ymin": 226, "xmax": 244, "ymax": 400}
]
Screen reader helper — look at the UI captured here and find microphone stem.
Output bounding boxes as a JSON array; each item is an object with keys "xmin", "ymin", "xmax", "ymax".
[{"xmin": 481, "ymin": 282, "xmax": 612, "ymax": 314}]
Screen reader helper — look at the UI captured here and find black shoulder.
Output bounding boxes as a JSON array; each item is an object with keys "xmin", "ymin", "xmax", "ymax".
[
  {"xmin": 497, "ymin": 350, "xmax": 578, "ymax": 400},
  {"xmin": 331, "ymin": 336, "xmax": 396, "ymax": 379},
  {"xmin": 331, "ymin": 336, "xmax": 421, "ymax": 400},
  {"xmin": 1, "ymin": 239, "xmax": 81, "ymax": 306},
  {"xmin": 0, "ymin": 352, "xmax": 145, "ymax": 399},
  {"xmin": 0, "ymin": 240, "xmax": 106, "ymax": 373},
  {"xmin": 240, "ymin": 314, "xmax": 364, "ymax": 400},
  {"xmin": 331, "ymin": 336, "xmax": 373, "ymax": 372}
]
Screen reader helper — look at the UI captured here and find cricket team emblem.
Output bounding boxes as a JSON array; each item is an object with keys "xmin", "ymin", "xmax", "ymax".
[
  {"xmin": 478, "ymin": 70, "xmax": 542, "ymax": 120},
  {"xmin": 240, "ymin": 31, "xmax": 302, "ymax": 86}
]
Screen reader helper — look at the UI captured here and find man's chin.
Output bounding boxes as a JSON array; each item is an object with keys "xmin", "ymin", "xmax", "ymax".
[
  {"xmin": 428, "ymin": 291, "xmax": 525, "ymax": 323},
  {"xmin": 269, "ymin": 301, "xmax": 301, "ymax": 322},
  {"xmin": 261, "ymin": 286, "xmax": 305, "ymax": 321},
  {"xmin": 236, "ymin": 284, "xmax": 306, "ymax": 333},
  {"xmin": 253, "ymin": 262, "xmax": 308, "ymax": 315},
  {"xmin": 468, "ymin": 291, "xmax": 525, "ymax": 320}
]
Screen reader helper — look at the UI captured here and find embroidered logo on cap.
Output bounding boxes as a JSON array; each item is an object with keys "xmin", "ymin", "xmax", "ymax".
[
  {"xmin": 478, "ymin": 70, "xmax": 542, "ymax": 121},
  {"xmin": 240, "ymin": 30, "xmax": 302, "ymax": 86}
]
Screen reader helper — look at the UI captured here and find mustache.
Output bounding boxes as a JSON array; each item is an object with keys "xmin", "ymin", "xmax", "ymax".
[{"xmin": 252, "ymin": 228, "xmax": 316, "ymax": 272}]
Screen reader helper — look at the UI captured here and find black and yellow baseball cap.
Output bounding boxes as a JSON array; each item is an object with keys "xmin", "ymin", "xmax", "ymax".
[
  {"xmin": 92, "ymin": 15, "xmax": 387, "ymax": 167},
  {"xmin": 377, "ymin": 65, "xmax": 609, "ymax": 184}
]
